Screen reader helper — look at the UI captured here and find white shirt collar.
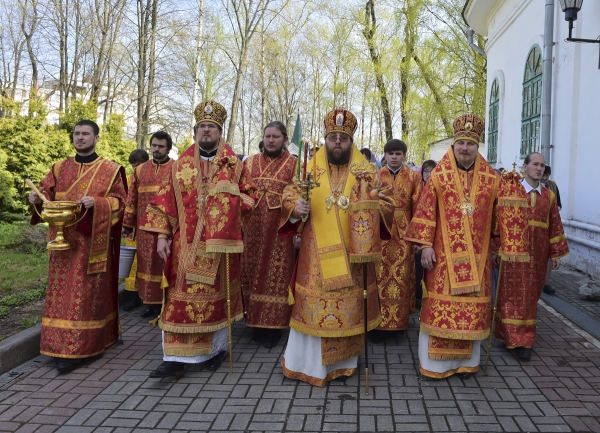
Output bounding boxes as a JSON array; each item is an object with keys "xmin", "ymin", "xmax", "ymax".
[
  {"xmin": 521, "ymin": 178, "xmax": 542, "ymax": 194},
  {"xmin": 387, "ymin": 165, "xmax": 402, "ymax": 175}
]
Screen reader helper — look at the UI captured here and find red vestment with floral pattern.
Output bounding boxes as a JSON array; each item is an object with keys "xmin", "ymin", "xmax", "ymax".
[
  {"xmin": 123, "ymin": 159, "xmax": 174, "ymax": 304},
  {"xmin": 405, "ymin": 149, "xmax": 528, "ymax": 377},
  {"xmin": 496, "ymin": 186, "xmax": 569, "ymax": 348},
  {"xmin": 32, "ymin": 157, "xmax": 126, "ymax": 359},
  {"xmin": 140, "ymin": 141, "xmax": 256, "ymax": 357},
  {"xmin": 240, "ymin": 151, "xmax": 296, "ymax": 329},
  {"xmin": 376, "ymin": 166, "xmax": 423, "ymax": 331}
]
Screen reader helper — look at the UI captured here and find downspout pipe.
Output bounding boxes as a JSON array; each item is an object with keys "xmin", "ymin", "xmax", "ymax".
[
  {"xmin": 541, "ymin": 0, "xmax": 554, "ymax": 162},
  {"xmin": 466, "ymin": 28, "xmax": 487, "ymax": 58}
]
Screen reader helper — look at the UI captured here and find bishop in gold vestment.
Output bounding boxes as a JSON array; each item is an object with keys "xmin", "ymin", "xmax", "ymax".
[
  {"xmin": 279, "ymin": 109, "xmax": 393, "ymax": 387},
  {"xmin": 405, "ymin": 113, "xmax": 529, "ymax": 379}
]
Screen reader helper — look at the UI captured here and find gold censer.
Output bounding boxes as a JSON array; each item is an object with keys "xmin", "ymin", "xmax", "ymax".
[{"xmin": 26, "ymin": 179, "xmax": 87, "ymax": 250}]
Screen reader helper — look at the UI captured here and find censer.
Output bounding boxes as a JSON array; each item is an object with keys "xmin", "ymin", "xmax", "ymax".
[{"xmin": 26, "ymin": 179, "xmax": 88, "ymax": 250}]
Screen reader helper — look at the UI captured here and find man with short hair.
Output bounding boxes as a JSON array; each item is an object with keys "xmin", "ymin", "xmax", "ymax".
[
  {"xmin": 541, "ymin": 164, "xmax": 562, "ymax": 294},
  {"xmin": 495, "ymin": 152, "xmax": 569, "ymax": 360},
  {"xmin": 370, "ymin": 139, "xmax": 422, "ymax": 343},
  {"xmin": 405, "ymin": 113, "xmax": 529, "ymax": 379},
  {"xmin": 279, "ymin": 108, "xmax": 393, "ymax": 386},
  {"xmin": 240, "ymin": 121, "xmax": 297, "ymax": 348},
  {"xmin": 29, "ymin": 120, "xmax": 127, "ymax": 373},
  {"xmin": 140, "ymin": 101, "xmax": 256, "ymax": 378},
  {"xmin": 122, "ymin": 131, "xmax": 175, "ymax": 318}
]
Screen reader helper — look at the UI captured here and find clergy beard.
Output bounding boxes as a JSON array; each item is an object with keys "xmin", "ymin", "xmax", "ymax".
[
  {"xmin": 263, "ymin": 146, "xmax": 283, "ymax": 158},
  {"xmin": 327, "ymin": 147, "xmax": 351, "ymax": 166},
  {"xmin": 199, "ymin": 138, "xmax": 219, "ymax": 151}
]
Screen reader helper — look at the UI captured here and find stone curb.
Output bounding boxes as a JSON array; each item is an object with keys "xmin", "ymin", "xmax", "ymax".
[{"xmin": 0, "ymin": 284, "xmax": 128, "ymax": 375}]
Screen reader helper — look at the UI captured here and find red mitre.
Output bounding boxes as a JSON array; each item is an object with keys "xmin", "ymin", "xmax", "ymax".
[
  {"xmin": 204, "ymin": 156, "xmax": 244, "ymax": 253},
  {"xmin": 323, "ymin": 108, "xmax": 358, "ymax": 139},
  {"xmin": 452, "ymin": 112, "xmax": 485, "ymax": 145}
]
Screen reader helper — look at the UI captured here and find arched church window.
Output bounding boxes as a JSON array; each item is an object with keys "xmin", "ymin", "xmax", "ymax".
[
  {"xmin": 521, "ymin": 46, "xmax": 543, "ymax": 157},
  {"xmin": 488, "ymin": 79, "xmax": 499, "ymax": 163}
]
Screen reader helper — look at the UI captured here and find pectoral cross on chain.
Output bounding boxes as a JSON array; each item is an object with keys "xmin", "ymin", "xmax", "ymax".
[{"xmin": 460, "ymin": 197, "xmax": 475, "ymax": 217}]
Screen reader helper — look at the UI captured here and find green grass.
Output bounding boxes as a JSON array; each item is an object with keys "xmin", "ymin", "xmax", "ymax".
[
  {"xmin": 19, "ymin": 316, "xmax": 41, "ymax": 328},
  {"xmin": 0, "ymin": 306, "xmax": 9, "ymax": 318},
  {"xmin": 0, "ymin": 286, "xmax": 46, "ymax": 306},
  {"xmin": 0, "ymin": 222, "xmax": 23, "ymax": 250}
]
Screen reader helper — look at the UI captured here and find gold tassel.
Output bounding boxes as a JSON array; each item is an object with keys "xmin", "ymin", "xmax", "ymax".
[
  {"xmin": 149, "ymin": 316, "xmax": 160, "ymax": 326},
  {"xmin": 159, "ymin": 313, "xmax": 244, "ymax": 334},
  {"xmin": 161, "ymin": 274, "xmax": 169, "ymax": 289},
  {"xmin": 348, "ymin": 253, "xmax": 383, "ymax": 263},
  {"xmin": 450, "ymin": 285, "xmax": 480, "ymax": 296},
  {"xmin": 205, "ymin": 245, "xmax": 244, "ymax": 254},
  {"xmin": 288, "ymin": 287, "xmax": 295, "ymax": 305},
  {"xmin": 209, "ymin": 184, "xmax": 240, "ymax": 196},
  {"xmin": 421, "ymin": 280, "xmax": 428, "ymax": 299},
  {"xmin": 319, "ymin": 249, "xmax": 345, "ymax": 261}
]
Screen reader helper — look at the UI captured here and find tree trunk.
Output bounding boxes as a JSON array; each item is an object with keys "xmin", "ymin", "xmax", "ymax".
[{"xmin": 191, "ymin": 0, "xmax": 205, "ymax": 132}]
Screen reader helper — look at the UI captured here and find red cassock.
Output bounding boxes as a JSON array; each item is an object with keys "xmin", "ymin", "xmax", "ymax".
[
  {"xmin": 32, "ymin": 157, "xmax": 127, "ymax": 358},
  {"xmin": 495, "ymin": 186, "xmax": 569, "ymax": 348},
  {"xmin": 240, "ymin": 151, "xmax": 297, "ymax": 329},
  {"xmin": 123, "ymin": 159, "xmax": 174, "ymax": 304},
  {"xmin": 375, "ymin": 166, "xmax": 422, "ymax": 331},
  {"xmin": 140, "ymin": 141, "xmax": 256, "ymax": 356}
]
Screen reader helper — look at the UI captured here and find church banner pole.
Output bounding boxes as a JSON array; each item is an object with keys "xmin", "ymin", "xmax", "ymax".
[
  {"xmin": 485, "ymin": 260, "xmax": 503, "ymax": 375},
  {"xmin": 363, "ymin": 262, "xmax": 369, "ymax": 395},
  {"xmin": 225, "ymin": 253, "xmax": 233, "ymax": 373}
]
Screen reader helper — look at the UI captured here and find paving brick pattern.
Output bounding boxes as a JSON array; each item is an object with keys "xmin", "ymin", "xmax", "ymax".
[
  {"xmin": 1, "ymin": 268, "xmax": 600, "ymax": 432},
  {"xmin": 551, "ymin": 265, "xmax": 600, "ymax": 321}
]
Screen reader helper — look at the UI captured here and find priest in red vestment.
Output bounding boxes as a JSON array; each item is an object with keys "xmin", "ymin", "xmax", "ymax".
[
  {"xmin": 140, "ymin": 100, "xmax": 256, "ymax": 378},
  {"xmin": 240, "ymin": 121, "xmax": 296, "ymax": 348},
  {"xmin": 495, "ymin": 152, "xmax": 569, "ymax": 360},
  {"xmin": 370, "ymin": 139, "xmax": 422, "ymax": 344},
  {"xmin": 29, "ymin": 120, "xmax": 127, "ymax": 373},
  {"xmin": 404, "ymin": 113, "xmax": 529, "ymax": 379},
  {"xmin": 122, "ymin": 131, "xmax": 174, "ymax": 319}
]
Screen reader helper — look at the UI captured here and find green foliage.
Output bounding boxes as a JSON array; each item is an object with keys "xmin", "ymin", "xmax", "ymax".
[
  {"xmin": 19, "ymin": 316, "xmax": 41, "ymax": 328},
  {"xmin": 96, "ymin": 114, "xmax": 137, "ymax": 174},
  {"xmin": 0, "ymin": 101, "xmax": 72, "ymax": 213},
  {"xmin": 58, "ymin": 99, "xmax": 98, "ymax": 134},
  {"xmin": 0, "ymin": 286, "xmax": 46, "ymax": 307},
  {"xmin": 0, "ymin": 306, "xmax": 8, "ymax": 318},
  {"xmin": 0, "ymin": 222, "xmax": 23, "ymax": 250}
]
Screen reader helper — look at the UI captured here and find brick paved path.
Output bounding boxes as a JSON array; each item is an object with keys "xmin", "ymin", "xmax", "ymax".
[{"xmin": 2, "ymin": 268, "xmax": 600, "ymax": 432}]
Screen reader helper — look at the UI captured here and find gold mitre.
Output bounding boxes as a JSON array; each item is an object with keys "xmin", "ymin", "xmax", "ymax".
[
  {"xmin": 323, "ymin": 108, "xmax": 358, "ymax": 139},
  {"xmin": 194, "ymin": 100, "xmax": 227, "ymax": 130},
  {"xmin": 452, "ymin": 112, "xmax": 484, "ymax": 146}
]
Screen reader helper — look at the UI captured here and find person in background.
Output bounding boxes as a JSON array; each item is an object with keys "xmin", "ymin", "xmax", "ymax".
[
  {"xmin": 122, "ymin": 149, "xmax": 150, "ymax": 312},
  {"xmin": 360, "ymin": 147, "xmax": 372, "ymax": 162},
  {"xmin": 541, "ymin": 164, "xmax": 562, "ymax": 294}
]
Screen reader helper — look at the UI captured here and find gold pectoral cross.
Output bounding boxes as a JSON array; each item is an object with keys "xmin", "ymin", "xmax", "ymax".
[
  {"xmin": 325, "ymin": 195, "xmax": 336, "ymax": 212},
  {"xmin": 460, "ymin": 197, "xmax": 475, "ymax": 217}
]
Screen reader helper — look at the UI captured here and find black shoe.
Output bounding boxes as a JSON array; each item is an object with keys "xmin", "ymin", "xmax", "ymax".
[
  {"xmin": 121, "ymin": 292, "xmax": 142, "ymax": 311},
  {"xmin": 149, "ymin": 361, "xmax": 185, "ymax": 378},
  {"xmin": 512, "ymin": 347, "xmax": 532, "ymax": 360},
  {"xmin": 56, "ymin": 358, "xmax": 81, "ymax": 373},
  {"xmin": 262, "ymin": 329, "xmax": 282, "ymax": 348},
  {"xmin": 252, "ymin": 327, "xmax": 265, "ymax": 342},
  {"xmin": 368, "ymin": 329, "xmax": 402, "ymax": 344},
  {"xmin": 416, "ymin": 299, "xmax": 422, "ymax": 310},
  {"xmin": 457, "ymin": 373, "xmax": 473, "ymax": 379},
  {"xmin": 141, "ymin": 305, "xmax": 161, "ymax": 319},
  {"xmin": 543, "ymin": 285, "xmax": 555, "ymax": 295},
  {"xmin": 205, "ymin": 351, "xmax": 227, "ymax": 371},
  {"xmin": 334, "ymin": 375, "xmax": 348, "ymax": 382}
]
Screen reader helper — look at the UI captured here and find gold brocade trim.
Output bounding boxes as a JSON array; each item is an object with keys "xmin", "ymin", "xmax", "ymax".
[
  {"xmin": 159, "ymin": 312, "xmax": 244, "ymax": 334},
  {"xmin": 497, "ymin": 197, "xmax": 528, "ymax": 207},
  {"xmin": 498, "ymin": 251, "xmax": 531, "ymax": 262},
  {"xmin": 281, "ymin": 357, "xmax": 356, "ymax": 387},
  {"xmin": 249, "ymin": 293, "xmax": 289, "ymax": 305},
  {"xmin": 40, "ymin": 338, "xmax": 117, "ymax": 359},
  {"xmin": 209, "ymin": 183, "xmax": 240, "ymax": 196},
  {"xmin": 318, "ymin": 248, "xmax": 346, "ymax": 261},
  {"xmin": 347, "ymin": 201, "xmax": 380, "ymax": 211},
  {"xmin": 42, "ymin": 311, "xmax": 118, "ymax": 330},
  {"xmin": 550, "ymin": 234, "xmax": 566, "ymax": 244},
  {"xmin": 55, "ymin": 192, "xmax": 67, "ymax": 200},
  {"xmin": 139, "ymin": 185, "xmax": 160, "ymax": 193},
  {"xmin": 420, "ymin": 322, "xmax": 489, "ymax": 341},
  {"xmin": 163, "ymin": 347, "xmax": 212, "ymax": 356},
  {"xmin": 139, "ymin": 226, "xmax": 170, "ymax": 236},
  {"xmin": 322, "ymin": 350, "xmax": 363, "ymax": 366},
  {"xmin": 137, "ymin": 272, "xmax": 163, "ymax": 282},
  {"xmin": 289, "ymin": 316, "xmax": 382, "ymax": 338},
  {"xmin": 168, "ymin": 290, "xmax": 224, "ymax": 302},
  {"xmin": 410, "ymin": 217, "xmax": 436, "ymax": 227},
  {"xmin": 185, "ymin": 273, "xmax": 216, "ymax": 285},
  {"xmin": 125, "ymin": 205, "xmax": 136, "ymax": 214},
  {"xmin": 88, "ymin": 251, "xmax": 108, "ymax": 264},
  {"xmin": 241, "ymin": 193, "xmax": 255, "ymax": 207},
  {"xmin": 288, "ymin": 287, "xmax": 295, "ymax": 305},
  {"xmin": 419, "ymin": 363, "xmax": 479, "ymax": 379},
  {"xmin": 501, "ymin": 318, "xmax": 537, "ymax": 325},
  {"xmin": 349, "ymin": 253, "xmax": 382, "ymax": 263},
  {"xmin": 529, "ymin": 220, "xmax": 549, "ymax": 229},
  {"xmin": 205, "ymin": 241, "xmax": 244, "ymax": 253}
]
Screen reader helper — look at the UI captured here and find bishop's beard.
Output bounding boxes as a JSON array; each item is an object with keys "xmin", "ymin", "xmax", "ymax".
[{"xmin": 326, "ymin": 147, "xmax": 351, "ymax": 166}]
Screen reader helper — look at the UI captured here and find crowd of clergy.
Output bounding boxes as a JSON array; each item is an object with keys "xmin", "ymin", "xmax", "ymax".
[{"xmin": 27, "ymin": 100, "xmax": 568, "ymax": 386}]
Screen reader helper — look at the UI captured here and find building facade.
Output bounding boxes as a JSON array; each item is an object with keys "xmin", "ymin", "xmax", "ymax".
[{"xmin": 464, "ymin": 0, "xmax": 600, "ymax": 278}]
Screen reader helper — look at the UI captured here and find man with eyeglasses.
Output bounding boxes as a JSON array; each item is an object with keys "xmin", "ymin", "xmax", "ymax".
[
  {"xmin": 140, "ymin": 100, "xmax": 256, "ymax": 378},
  {"xmin": 278, "ymin": 108, "xmax": 393, "ymax": 386}
]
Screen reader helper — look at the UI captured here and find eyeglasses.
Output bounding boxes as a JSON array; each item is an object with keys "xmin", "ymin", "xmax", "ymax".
[
  {"xmin": 326, "ymin": 134, "xmax": 350, "ymax": 143},
  {"xmin": 197, "ymin": 123, "xmax": 218, "ymax": 130}
]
